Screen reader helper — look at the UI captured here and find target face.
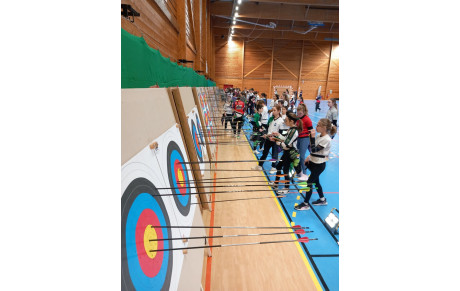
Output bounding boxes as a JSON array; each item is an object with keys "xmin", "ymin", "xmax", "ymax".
[
  {"xmin": 121, "ymin": 177, "xmax": 173, "ymax": 291},
  {"xmin": 166, "ymin": 140, "xmax": 192, "ymax": 216},
  {"xmin": 191, "ymin": 120, "xmax": 203, "ymax": 162},
  {"xmin": 195, "ymin": 113, "xmax": 205, "ymax": 146}
]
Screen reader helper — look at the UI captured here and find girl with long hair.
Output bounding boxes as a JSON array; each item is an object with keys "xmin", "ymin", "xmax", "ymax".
[
  {"xmin": 296, "ymin": 104, "xmax": 314, "ymax": 181},
  {"xmin": 295, "ymin": 118, "xmax": 337, "ymax": 210},
  {"xmin": 270, "ymin": 111, "xmax": 303, "ymax": 194}
]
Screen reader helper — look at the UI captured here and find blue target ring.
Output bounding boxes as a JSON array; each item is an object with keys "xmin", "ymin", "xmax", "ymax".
[
  {"xmin": 195, "ymin": 114, "xmax": 205, "ymax": 145},
  {"xmin": 167, "ymin": 141, "xmax": 191, "ymax": 216},
  {"xmin": 191, "ymin": 120, "xmax": 203, "ymax": 162}
]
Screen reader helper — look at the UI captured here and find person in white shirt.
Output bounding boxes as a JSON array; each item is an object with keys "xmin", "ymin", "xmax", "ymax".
[
  {"xmin": 222, "ymin": 99, "xmax": 234, "ymax": 130},
  {"xmin": 260, "ymin": 99, "xmax": 269, "ymax": 129},
  {"xmin": 252, "ymin": 104, "xmax": 284, "ymax": 173},
  {"xmin": 279, "ymin": 105, "xmax": 290, "ymax": 134},
  {"xmin": 326, "ymin": 98, "xmax": 338, "ymax": 127},
  {"xmin": 294, "ymin": 118, "xmax": 337, "ymax": 211}
]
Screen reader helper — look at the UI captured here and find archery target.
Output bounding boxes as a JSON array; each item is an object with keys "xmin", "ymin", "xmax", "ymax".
[
  {"xmin": 167, "ymin": 140, "xmax": 192, "ymax": 216},
  {"xmin": 122, "ymin": 146, "xmax": 186, "ymax": 291},
  {"xmin": 154, "ymin": 125, "xmax": 197, "ymax": 234},
  {"xmin": 194, "ymin": 112, "xmax": 205, "ymax": 146},
  {"xmin": 190, "ymin": 119, "xmax": 203, "ymax": 163},
  {"xmin": 121, "ymin": 177, "xmax": 173, "ymax": 291}
]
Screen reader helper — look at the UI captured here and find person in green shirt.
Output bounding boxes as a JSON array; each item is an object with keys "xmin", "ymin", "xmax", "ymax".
[{"xmin": 251, "ymin": 104, "xmax": 264, "ymax": 154}]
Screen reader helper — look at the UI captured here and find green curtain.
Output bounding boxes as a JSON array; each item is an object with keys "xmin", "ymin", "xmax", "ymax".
[{"xmin": 121, "ymin": 28, "xmax": 216, "ymax": 88}]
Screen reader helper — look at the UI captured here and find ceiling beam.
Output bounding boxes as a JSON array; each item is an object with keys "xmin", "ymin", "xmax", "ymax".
[
  {"xmin": 212, "ymin": 23, "xmax": 339, "ymax": 34},
  {"xmin": 211, "ymin": 2, "xmax": 339, "ymax": 23},
  {"xmin": 245, "ymin": 0, "xmax": 339, "ymax": 7},
  {"xmin": 213, "ymin": 27, "xmax": 338, "ymax": 41}
]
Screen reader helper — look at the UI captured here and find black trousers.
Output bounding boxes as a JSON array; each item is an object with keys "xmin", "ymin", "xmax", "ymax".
[
  {"xmin": 303, "ymin": 161, "xmax": 326, "ymax": 203},
  {"xmin": 258, "ymin": 139, "xmax": 279, "ymax": 167},
  {"xmin": 274, "ymin": 151, "xmax": 292, "ymax": 188},
  {"xmin": 224, "ymin": 114, "xmax": 233, "ymax": 129},
  {"xmin": 315, "ymin": 102, "xmax": 320, "ymax": 111},
  {"xmin": 232, "ymin": 116, "xmax": 244, "ymax": 134}
]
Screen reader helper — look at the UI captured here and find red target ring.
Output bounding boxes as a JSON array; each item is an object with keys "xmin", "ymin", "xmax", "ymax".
[
  {"xmin": 173, "ymin": 160, "xmax": 187, "ymax": 195},
  {"xmin": 134, "ymin": 209, "xmax": 164, "ymax": 278}
]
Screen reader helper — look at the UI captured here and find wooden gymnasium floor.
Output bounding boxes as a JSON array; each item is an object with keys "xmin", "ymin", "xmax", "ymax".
[{"xmin": 199, "ymin": 100, "xmax": 331, "ymax": 291}]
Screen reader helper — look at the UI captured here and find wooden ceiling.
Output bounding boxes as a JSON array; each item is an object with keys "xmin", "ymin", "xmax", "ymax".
[{"xmin": 210, "ymin": 0, "xmax": 339, "ymax": 42}]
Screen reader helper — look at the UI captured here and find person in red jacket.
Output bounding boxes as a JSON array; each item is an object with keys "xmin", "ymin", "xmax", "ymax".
[
  {"xmin": 296, "ymin": 103, "xmax": 314, "ymax": 180},
  {"xmin": 232, "ymin": 95, "xmax": 245, "ymax": 138}
]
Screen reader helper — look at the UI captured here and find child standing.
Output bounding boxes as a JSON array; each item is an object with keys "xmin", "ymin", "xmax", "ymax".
[
  {"xmin": 232, "ymin": 95, "xmax": 245, "ymax": 138},
  {"xmin": 251, "ymin": 104, "xmax": 264, "ymax": 154},
  {"xmin": 270, "ymin": 112, "xmax": 303, "ymax": 194},
  {"xmin": 326, "ymin": 98, "xmax": 338, "ymax": 127},
  {"xmin": 252, "ymin": 104, "xmax": 284, "ymax": 173},
  {"xmin": 296, "ymin": 104, "xmax": 314, "ymax": 181},
  {"xmin": 315, "ymin": 94, "xmax": 322, "ymax": 112},
  {"xmin": 223, "ymin": 98, "xmax": 234, "ymax": 130},
  {"xmin": 295, "ymin": 118, "xmax": 337, "ymax": 211}
]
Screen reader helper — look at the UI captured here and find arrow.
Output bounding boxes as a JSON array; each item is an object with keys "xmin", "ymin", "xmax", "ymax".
[
  {"xmin": 179, "ymin": 159, "xmax": 281, "ymax": 164},
  {"xmin": 196, "ymin": 180, "xmax": 315, "ymax": 186},
  {"xmin": 150, "ymin": 229, "xmax": 311, "ymax": 242},
  {"xmin": 186, "ymin": 174, "xmax": 290, "ymax": 182},
  {"xmin": 181, "ymin": 168, "xmax": 278, "ymax": 172},
  {"xmin": 152, "ymin": 224, "xmax": 308, "ymax": 230},
  {"xmin": 155, "ymin": 183, "xmax": 313, "ymax": 190},
  {"xmin": 154, "ymin": 189, "xmax": 299, "ymax": 196},
  {"xmin": 150, "ymin": 237, "xmax": 317, "ymax": 252},
  {"xmin": 191, "ymin": 195, "xmax": 288, "ymax": 204}
]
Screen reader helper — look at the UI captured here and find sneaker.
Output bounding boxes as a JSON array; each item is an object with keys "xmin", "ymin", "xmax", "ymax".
[
  {"xmin": 268, "ymin": 181, "xmax": 275, "ymax": 186},
  {"xmin": 276, "ymin": 189, "xmax": 289, "ymax": 194},
  {"xmin": 253, "ymin": 149, "xmax": 260, "ymax": 155},
  {"xmin": 298, "ymin": 173, "xmax": 309, "ymax": 181},
  {"xmin": 294, "ymin": 202, "xmax": 310, "ymax": 211},
  {"xmin": 237, "ymin": 135, "xmax": 241, "ymax": 139},
  {"xmin": 311, "ymin": 198, "xmax": 327, "ymax": 206},
  {"xmin": 252, "ymin": 165, "xmax": 263, "ymax": 171},
  {"xmin": 269, "ymin": 167, "xmax": 277, "ymax": 174}
]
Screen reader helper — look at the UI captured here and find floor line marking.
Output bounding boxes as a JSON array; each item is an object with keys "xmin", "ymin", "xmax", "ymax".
[{"xmin": 245, "ymin": 126, "xmax": 324, "ymax": 291}]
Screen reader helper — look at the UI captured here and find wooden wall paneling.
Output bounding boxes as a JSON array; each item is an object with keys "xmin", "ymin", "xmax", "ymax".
[
  {"xmin": 272, "ymin": 40, "xmax": 302, "ymax": 80},
  {"xmin": 269, "ymin": 39, "xmax": 275, "ymax": 96},
  {"xmin": 241, "ymin": 40, "xmax": 245, "ymax": 88},
  {"xmin": 297, "ymin": 39, "xmax": 304, "ymax": 93},
  {"xmin": 186, "ymin": 46, "xmax": 196, "ymax": 68},
  {"xmin": 177, "ymin": 0, "xmax": 187, "ymax": 61},
  {"xmin": 299, "ymin": 80, "xmax": 326, "ymax": 99},
  {"xmin": 185, "ymin": 0, "xmax": 197, "ymax": 66},
  {"xmin": 193, "ymin": 0, "xmax": 202, "ymax": 70},
  {"xmin": 325, "ymin": 42, "xmax": 333, "ymax": 99},
  {"xmin": 214, "ymin": 38, "xmax": 243, "ymax": 79},
  {"xmin": 121, "ymin": 0, "xmax": 180, "ymax": 60},
  {"xmin": 328, "ymin": 43, "xmax": 339, "ymax": 98},
  {"xmin": 299, "ymin": 41, "xmax": 330, "ymax": 98},
  {"xmin": 215, "ymin": 78, "xmax": 243, "ymax": 89},
  {"xmin": 243, "ymin": 39, "xmax": 273, "ymax": 79}
]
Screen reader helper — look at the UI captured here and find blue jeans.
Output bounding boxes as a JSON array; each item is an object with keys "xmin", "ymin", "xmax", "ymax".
[{"xmin": 297, "ymin": 137, "xmax": 310, "ymax": 174}]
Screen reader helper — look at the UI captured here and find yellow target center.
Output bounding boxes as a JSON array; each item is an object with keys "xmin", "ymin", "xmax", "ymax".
[
  {"xmin": 144, "ymin": 225, "xmax": 158, "ymax": 259},
  {"xmin": 177, "ymin": 169, "xmax": 185, "ymax": 187}
]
